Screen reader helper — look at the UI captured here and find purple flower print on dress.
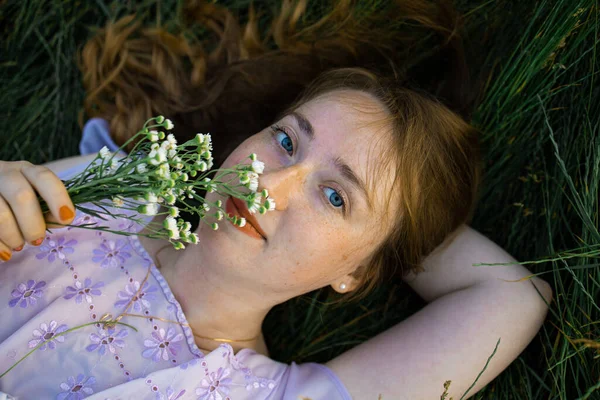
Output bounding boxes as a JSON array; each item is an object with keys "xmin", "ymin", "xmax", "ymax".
[
  {"xmin": 28, "ymin": 320, "xmax": 68, "ymax": 350},
  {"xmin": 35, "ymin": 236, "xmax": 77, "ymax": 263},
  {"xmin": 86, "ymin": 326, "xmax": 128, "ymax": 355},
  {"xmin": 157, "ymin": 387, "xmax": 186, "ymax": 400},
  {"xmin": 9, "ymin": 279, "xmax": 46, "ymax": 308},
  {"xmin": 57, "ymin": 374, "xmax": 96, "ymax": 400},
  {"xmin": 142, "ymin": 327, "xmax": 184, "ymax": 362},
  {"xmin": 68, "ymin": 214, "xmax": 97, "ymax": 230},
  {"xmin": 179, "ymin": 357, "xmax": 201, "ymax": 370},
  {"xmin": 64, "ymin": 278, "xmax": 104, "ymax": 304},
  {"xmin": 92, "ymin": 239, "xmax": 132, "ymax": 268},
  {"xmin": 114, "ymin": 280, "xmax": 157, "ymax": 312},
  {"xmin": 195, "ymin": 367, "xmax": 232, "ymax": 400}
]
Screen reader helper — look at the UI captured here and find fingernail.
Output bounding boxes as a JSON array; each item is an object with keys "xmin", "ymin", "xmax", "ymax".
[
  {"xmin": 0, "ymin": 251, "xmax": 11, "ymax": 262},
  {"xmin": 31, "ymin": 238, "xmax": 44, "ymax": 246},
  {"xmin": 13, "ymin": 245, "xmax": 24, "ymax": 252},
  {"xmin": 59, "ymin": 205, "xmax": 75, "ymax": 221}
]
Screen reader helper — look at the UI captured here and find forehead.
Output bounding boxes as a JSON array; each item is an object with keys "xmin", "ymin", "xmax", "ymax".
[{"xmin": 293, "ymin": 90, "xmax": 399, "ymax": 223}]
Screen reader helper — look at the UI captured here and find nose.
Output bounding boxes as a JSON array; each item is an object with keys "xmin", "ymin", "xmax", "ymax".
[{"xmin": 257, "ymin": 164, "xmax": 308, "ymax": 210}]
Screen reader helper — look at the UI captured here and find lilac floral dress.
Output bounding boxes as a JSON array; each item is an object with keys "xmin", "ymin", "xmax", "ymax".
[{"xmin": 0, "ymin": 119, "xmax": 351, "ymax": 400}]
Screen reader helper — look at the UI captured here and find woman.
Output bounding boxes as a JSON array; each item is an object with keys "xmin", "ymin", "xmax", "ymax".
[{"xmin": 0, "ymin": 1, "xmax": 552, "ymax": 399}]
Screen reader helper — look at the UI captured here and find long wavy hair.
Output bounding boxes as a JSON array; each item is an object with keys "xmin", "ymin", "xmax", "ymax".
[{"xmin": 79, "ymin": 0, "xmax": 482, "ymax": 302}]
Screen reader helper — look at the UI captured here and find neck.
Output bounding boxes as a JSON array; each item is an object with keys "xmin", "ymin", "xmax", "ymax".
[{"xmin": 139, "ymin": 225, "xmax": 272, "ymax": 356}]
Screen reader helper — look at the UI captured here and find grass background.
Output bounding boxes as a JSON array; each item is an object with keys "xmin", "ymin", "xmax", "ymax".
[{"xmin": 1, "ymin": 0, "xmax": 599, "ymax": 398}]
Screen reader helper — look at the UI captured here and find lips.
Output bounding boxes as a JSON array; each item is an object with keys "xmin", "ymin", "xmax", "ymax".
[{"xmin": 227, "ymin": 196, "xmax": 268, "ymax": 240}]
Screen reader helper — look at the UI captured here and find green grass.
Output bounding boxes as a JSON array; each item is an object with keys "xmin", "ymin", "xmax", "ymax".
[{"xmin": 1, "ymin": 0, "xmax": 599, "ymax": 398}]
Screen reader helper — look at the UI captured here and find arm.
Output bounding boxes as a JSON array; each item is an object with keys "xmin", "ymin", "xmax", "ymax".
[
  {"xmin": 326, "ymin": 225, "xmax": 552, "ymax": 399},
  {"xmin": 42, "ymin": 153, "xmax": 108, "ymax": 175}
]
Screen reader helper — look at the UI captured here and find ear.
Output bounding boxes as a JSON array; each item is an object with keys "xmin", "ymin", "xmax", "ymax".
[{"xmin": 330, "ymin": 269, "xmax": 363, "ymax": 294}]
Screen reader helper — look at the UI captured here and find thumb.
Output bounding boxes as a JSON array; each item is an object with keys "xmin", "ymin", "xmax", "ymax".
[{"xmin": 44, "ymin": 209, "xmax": 76, "ymax": 230}]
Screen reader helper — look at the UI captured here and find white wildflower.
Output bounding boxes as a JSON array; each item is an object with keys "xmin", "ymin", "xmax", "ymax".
[
  {"xmin": 215, "ymin": 210, "xmax": 224, "ymax": 221},
  {"xmin": 173, "ymin": 242, "xmax": 185, "ymax": 250},
  {"xmin": 211, "ymin": 223, "xmax": 219, "ymax": 231},
  {"xmin": 215, "ymin": 200, "xmax": 222, "ymax": 208},
  {"xmin": 156, "ymin": 163, "xmax": 171, "ymax": 180},
  {"xmin": 204, "ymin": 134, "xmax": 213, "ymax": 151},
  {"xmin": 180, "ymin": 222, "xmax": 192, "ymax": 238},
  {"xmin": 264, "ymin": 198, "xmax": 276, "ymax": 211},
  {"xmin": 164, "ymin": 119, "xmax": 174, "ymax": 130},
  {"xmin": 99, "ymin": 146, "xmax": 111, "ymax": 160},
  {"xmin": 169, "ymin": 229, "xmax": 180, "ymax": 240},
  {"xmin": 261, "ymin": 189, "xmax": 269, "ymax": 198},
  {"xmin": 112, "ymin": 196, "xmax": 124, "ymax": 207},
  {"xmin": 169, "ymin": 207, "xmax": 180, "ymax": 218},
  {"xmin": 247, "ymin": 172, "xmax": 259, "ymax": 192},
  {"xmin": 195, "ymin": 133, "xmax": 213, "ymax": 152},
  {"xmin": 202, "ymin": 203, "xmax": 210, "ymax": 212},
  {"xmin": 166, "ymin": 134, "xmax": 177, "ymax": 147},
  {"xmin": 196, "ymin": 161, "xmax": 208, "ymax": 172},
  {"xmin": 139, "ymin": 203, "xmax": 159, "ymax": 216},
  {"xmin": 238, "ymin": 217, "xmax": 246, "ymax": 227},
  {"xmin": 145, "ymin": 192, "xmax": 158, "ymax": 203},
  {"xmin": 195, "ymin": 133, "xmax": 207, "ymax": 146},
  {"xmin": 164, "ymin": 216, "xmax": 178, "ymax": 232},
  {"xmin": 156, "ymin": 116, "xmax": 165, "ymax": 124},
  {"xmin": 189, "ymin": 233, "xmax": 199, "ymax": 244},
  {"xmin": 164, "ymin": 193, "xmax": 177, "ymax": 205},
  {"xmin": 147, "ymin": 130, "xmax": 159, "ymax": 142},
  {"xmin": 109, "ymin": 158, "xmax": 119, "ymax": 171},
  {"xmin": 238, "ymin": 172, "xmax": 250, "ymax": 184},
  {"xmin": 247, "ymin": 193, "xmax": 262, "ymax": 214},
  {"xmin": 249, "ymin": 153, "xmax": 257, "ymax": 161},
  {"xmin": 251, "ymin": 160, "xmax": 265, "ymax": 174},
  {"xmin": 149, "ymin": 147, "xmax": 167, "ymax": 166},
  {"xmin": 136, "ymin": 163, "xmax": 147, "ymax": 174}
]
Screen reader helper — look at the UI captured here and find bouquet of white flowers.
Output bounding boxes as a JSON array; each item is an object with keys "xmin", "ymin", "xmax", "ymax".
[{"xmin": 46, "ymin": 116, "xmax": 275, "ymax": 248}]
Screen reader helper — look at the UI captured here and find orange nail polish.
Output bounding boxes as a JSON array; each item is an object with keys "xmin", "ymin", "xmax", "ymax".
[
  {"xmin": 0, "ymin": 251, "xmax": 11, "ymax": 262},
  {"xmin": 13, "ymin": 245, "xmax": 24, "ymax": 252},
  {"xmin": 31, "ymin": 238, "xmax": 44, "ymax": 246},
  {"xmin": 59, "ymin": 205, "xmax": 75, "ymax": 221}
]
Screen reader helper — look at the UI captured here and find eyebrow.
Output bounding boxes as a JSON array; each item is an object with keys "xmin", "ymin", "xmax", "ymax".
[
  {"xmin": 290, "ymin": 112, "xmax": 315, "ymax": 142},
  {"xmin": 289, "ymin": 111, "xmax": 373, "ymax": 211}
]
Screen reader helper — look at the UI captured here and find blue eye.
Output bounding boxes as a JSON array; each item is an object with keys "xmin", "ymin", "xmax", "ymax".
[
  {"xmin": 323, "ymin": 187, "xmax": 344, "ymax": 208},
  {"xmin": 272, "ymin": 126, "xmax": 294, "ymax": 156}
]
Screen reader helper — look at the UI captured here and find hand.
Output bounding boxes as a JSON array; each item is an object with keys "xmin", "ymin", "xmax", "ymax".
[{"xmin": 0, "ymin": 161, "xmax": 76, "ymax": 262}]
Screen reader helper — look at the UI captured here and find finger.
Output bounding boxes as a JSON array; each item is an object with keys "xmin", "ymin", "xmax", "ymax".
[
  {"xmin": 0, "ymin": 194, "xmax": 25, "ymax": 251},
  {"xmin": 0, "ymin": 239, "xmax": 13, "ymax": 263},
  {"xmin": 0, "ymin": 170, "xmax": 47, "ymax": 244},
  {"xmin": 20, "ymin": 165, "xmax": 75, "ymax": 229}
]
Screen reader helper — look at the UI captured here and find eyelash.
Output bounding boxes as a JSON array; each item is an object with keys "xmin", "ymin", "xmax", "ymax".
[{"xmin": 269, "ymin": 124, "xmax": 349, "ymax": 214}]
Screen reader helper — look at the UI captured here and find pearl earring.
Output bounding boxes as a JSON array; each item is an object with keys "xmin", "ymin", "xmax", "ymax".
[{"xmin": 339, "ymin": 283, "xmax": 347, "ymax": 290}]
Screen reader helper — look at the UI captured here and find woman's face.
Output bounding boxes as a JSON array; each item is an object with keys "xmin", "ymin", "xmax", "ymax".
[{"xmin": 199, "ymin": 90, "xmax": 398, "ymax": 301}]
